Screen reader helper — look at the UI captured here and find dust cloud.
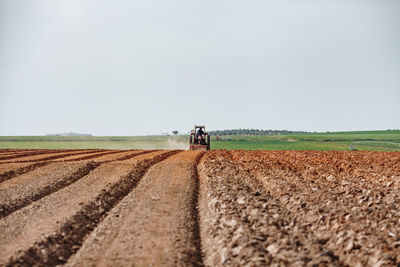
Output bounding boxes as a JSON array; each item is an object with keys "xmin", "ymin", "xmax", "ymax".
[{"xmin": 166, "ymin": 138, "xmax": 189, "ymax": 150}]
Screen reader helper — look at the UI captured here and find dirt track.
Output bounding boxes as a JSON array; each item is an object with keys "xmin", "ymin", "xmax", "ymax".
[{"xmin": 0, "ymin": 149, "xmax": 399, "ymax": 266}]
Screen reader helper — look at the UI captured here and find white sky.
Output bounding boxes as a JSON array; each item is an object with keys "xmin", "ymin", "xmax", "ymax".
[{"xmin": 0, "ymin": 0, "xmax": 399, "ymax": 135}]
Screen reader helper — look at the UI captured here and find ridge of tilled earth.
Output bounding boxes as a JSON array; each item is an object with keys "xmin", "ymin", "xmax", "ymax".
[
  {"xmin": 230, "ymin": 150, "xmax": 400, "ymax": 266},
  {"xmin": 0, "ymin": 149, "xmax": 81, "ymax": 161},
  {"xmin": 1, "ymin": 149, "xmax": 398, "ymax": 266},
  {"xmin": 110, "ymin": 150, "xmax": 156, "ymax": 162},
  {"xmin": 0, "ymin": 150, "xmax": 101, "ymax": 182},
  {"xmin": 0, "ymin": 150, "xmax": 126, "ymax": 183},
  {"xmin": 65, "ymin": 151, "xmax": 203, "ymax": 267},
  {"xmin": 0, "ymin": 149, "xmax": 42, "ymax": 153},
  {"xmin": 198, "ymin": 150, "xmax": 344, "ymax": 266},
  {"xmin": 0, "ymin": 150, "xmax": 116, "ymax": 163},
  {"xmin": 0, "ymin": 162, "xmax": 49, "ymax": 183},
  {"xmin": 1, "ymin": 150, "xmax": 180, "ymax": 266},
  {"xmin": 0, "ymin": 161, "xmax": 100, "ymax": 218},
  {"xmin": 0, "ymin": 150, "xmax": 152, "ymax": 218},
  {"xmin": 0, "ymin": 149, "xmax": 58, "ymax": 154},
  {"xmin": 49, "ymin": 150, "xmax": 124, "ymax": 162}
]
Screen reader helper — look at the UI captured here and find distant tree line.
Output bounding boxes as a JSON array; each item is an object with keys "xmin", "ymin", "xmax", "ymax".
[{"xmin": 208, "ymin": 129, "xmax": 309, "ymax": 136}]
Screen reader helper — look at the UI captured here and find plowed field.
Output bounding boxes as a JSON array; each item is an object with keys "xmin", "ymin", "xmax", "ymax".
[{"xmin": 0, "ymin": 149, "xmax": 399, "ymax": 266}]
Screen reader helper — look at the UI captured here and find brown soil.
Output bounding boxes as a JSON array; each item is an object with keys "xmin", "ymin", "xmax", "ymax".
[
  {"xmin": 0, "ymin": 150, "xmax": 113, "ymax": 182},
  {"xmin": 0, "ymin": 150, "xmax": 178, "ymax": 266},
  {"xmin": 65, "ymin": 150, "xmax": 203, "ymax": 267},
  {"xmin": 0, "ymin": 151, "xmax": 152, "ymax": 218},
  {"xmin": 0, "ymin": 150, "xmax": 55, "ymax": 161},
  {"xmin": 0, "ymin": 163, "xmax": 35, "ymax": 176},
  {"xmin": 0, "ymin": 152, "xmax": 20, "ymax": 156},
  {"xmin": 0, "ymin": 149, "xmax": 48, "ymax": 154},
  {"xmin": 0, "ymin": 150, "xmax": 99, "ymax": 163},
  {"xmin": 0, "ymin": 161, "xmax": 99, "ymax": 218},
  {"xmin": 0, "ymin": 149, "xmax": 399, "ymax": 266},
  {"xmin": 230, "ymin": 150, "xmax": 400, "ymax": 266},
  {"xmin": 0, "ymin": 161, "xmax": 50, "ymax": 183},
  {"xmin": 89, "ymin": 150, "xmax": 149, "ymax": 162},
  {"xmin": 51, "ymin": 150, "xmax": 123, "ymax": 162},
  {"xmin": 198, "ymin": 150, "xmax": 338, "ymax": 266},
  {"xmin": 0, "ymin": 149, "xmax": 78, "ymax": 161}
]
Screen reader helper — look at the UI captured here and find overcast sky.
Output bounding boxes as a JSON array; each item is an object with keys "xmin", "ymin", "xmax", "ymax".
[{"xmin": 0, "ymin": 0, "xmax": 399, "ymax": 136}]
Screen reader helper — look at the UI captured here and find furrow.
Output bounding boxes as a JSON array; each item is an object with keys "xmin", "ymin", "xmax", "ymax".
[
  {"xmin": 0, "ymin": 149, "xmax": 49, "ymax": 154},
  {"xmin": 0, "ymin": 150, "xmax": 156, "ymax": 218},
  {"xmin": 64, "ymin": 150, "xmax": 201, "ymax": 267},
  {"xmin": 1, "ymin": 150, "xmax": 180, "ymax": 266},
  {"xmin": 0, "ymin": 148, "xmax": 38, "ymax": 153},
  {"xmin": 0, "ymin": 150, "xmax": 54, "ymax": 160},
  {"xmin": 0, "ymin": 152, "xmax": 41, "ymax": 161},
  {"xmin": 0, "ymin": 162, "xmax": 100, "ymax": 218},
  {"xmin": 86, "ymin": 150, "xmax": 154, "ymax": 163},
  {"xmin": 0, "ymin": 150, "xmax": 75, "ymax": 161},
  {"xmin": 0, "ymin": 151, "xmax": 39, "ymax": 157},
  {"xmin": 112, "ymin": 150, "xmax": 155, "ymax": 161},
  {"xmin": 52, "ymin": 150, "xmax": 122, "ymax": 162},
  {"xmin": 191, "ymin": 152, "xmax": 206, "ymax": 267},
  {"xmin": 0, "ymin": 152, "xmax": 23, "ymax": 157},
  {"xmin": 0, "ymin": 151, "xmax": 104, "ymax": 182},
  {"xmin": 71, "ymin": 150, "xmax": 154, "ymax": 163},
  {"xmin": 0, "ymin": 150, "xmax": 100, "ymax": 163},
  {"xmin": 0, "ymin": 162, "xmax": 49, "ymax": 183}
]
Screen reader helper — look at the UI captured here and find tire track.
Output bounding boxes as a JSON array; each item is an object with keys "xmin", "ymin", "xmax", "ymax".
[{"xmin": 1, "ymin": 150, "xmax": 180, "ymax": 266}]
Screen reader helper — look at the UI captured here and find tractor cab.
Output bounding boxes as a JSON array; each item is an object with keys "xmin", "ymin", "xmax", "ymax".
[{"xmin": 190, "ymin": 125, "xmax": 210, "ymax": 151}]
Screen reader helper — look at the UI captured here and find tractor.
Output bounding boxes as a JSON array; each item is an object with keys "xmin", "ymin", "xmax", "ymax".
[{"xmin": 189, "ymin": 125, "xmax": 210, "ymax": 151}]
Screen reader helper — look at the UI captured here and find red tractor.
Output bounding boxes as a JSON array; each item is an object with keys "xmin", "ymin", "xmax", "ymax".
[{"xmin": 189, "ymin": 125, "xmax": 210, "ymax": 151}]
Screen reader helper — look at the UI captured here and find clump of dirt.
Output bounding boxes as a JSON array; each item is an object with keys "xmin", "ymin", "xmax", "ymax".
[
  {"xmin": 198, "ymin": 150, "xmax": 340, "ymax": 266},
  {"xmin": 230, "ymin": 150, "xmax": 400, "ymax": 266}
]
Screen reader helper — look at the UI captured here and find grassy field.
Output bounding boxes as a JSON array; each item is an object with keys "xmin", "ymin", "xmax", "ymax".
[
  {"xmin": 0, "ymin": 130, "xmax": 399, "ymax": 151},
  {"xmin": 211, "ymin": 130, "xmax": 400, "ymax": 151},
  {"xmin": 0, "ymin": 136, "xmax": 189, "ymax": 150}
]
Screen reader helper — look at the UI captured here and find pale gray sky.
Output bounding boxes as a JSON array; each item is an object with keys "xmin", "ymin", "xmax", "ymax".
[{"xmin": 1, "ymin": 0, "xmax": 399, "ymax": 135}]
